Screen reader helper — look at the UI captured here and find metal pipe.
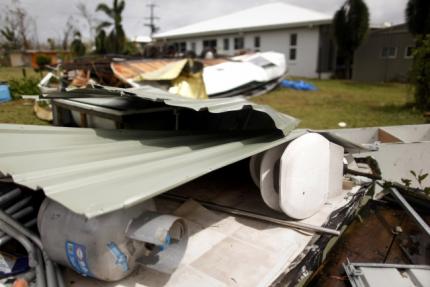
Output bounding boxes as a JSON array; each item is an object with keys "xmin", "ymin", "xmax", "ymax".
[
  {"xmin": 0, "ymin": 220, "xmax": 46, "ymax": 287},
  {"xmin": 54, "ymin": 264, "xmax": 66, "ymax": 287},
  {"xmin": 35, "ymin": 249, "xmax": 47, "ymax": 287},
  {"xmin": 0, "ymin": 210, "xmax": 58, "ymax": 287},
  {"xmin": 44, "ymin": 257, "xmax": 58, "ymax": 287},
  {"xmin": 6, "ymin": 196, "xmax": 32, "ymax": 214},
  {"xmin": 0, "ymin": 188, "xmax": 21, "ymax": 205},
  {"xmin": 0, "ymin": 218, "xmax": 37, "ymax": 246},
  {"xmin": 12, "ymin": 206, "xmax": 34, "ymax": 220},
  {"xmin": 0, "ymin": 206, "xmax": 34, "ymax": 237},
  {"xmin": 390, "ymin": 188, "xmax": 430, "ymax": 237},
  {"xmin": 161, "ymin": 193, "xmax": 341, "ymax": 236},
  {"xmin": 0, "ymin": 209, "xmax": 43, "ymax": 253}
]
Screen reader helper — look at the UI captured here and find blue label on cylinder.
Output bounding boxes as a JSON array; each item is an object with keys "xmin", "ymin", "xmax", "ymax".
[
  {"xmin": 107, "ymin": 242, "xmax": 129, "ymax": 272},
  {"xmin": 65, "ymin": 241, "xmax": 92, "ymax": 277}
]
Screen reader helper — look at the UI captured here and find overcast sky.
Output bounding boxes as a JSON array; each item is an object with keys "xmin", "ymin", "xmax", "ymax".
[{"xmin": 0, "ymin": 0, "xmax": 409, "ymax": 43}]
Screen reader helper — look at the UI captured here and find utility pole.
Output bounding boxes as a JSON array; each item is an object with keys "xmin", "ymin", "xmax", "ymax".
[{"xmin": 144, "ymin": 3, "xmax": 159, "ymax": 38}]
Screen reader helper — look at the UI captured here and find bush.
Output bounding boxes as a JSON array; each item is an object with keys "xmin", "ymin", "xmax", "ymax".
[
  {"xmin": 8, "ymin": 76, "xmax": 41, "ymax": 99},
  {"xmin": 411, "ymin": 36, "xmax": 430, "ymax": 110},
  {"xmin": 35, "ymin": 55, "xmax": 51, "ymax": 69}
]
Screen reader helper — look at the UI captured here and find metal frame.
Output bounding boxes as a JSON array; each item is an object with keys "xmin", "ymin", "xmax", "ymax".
[
  {"xmin": 344, "ymin": 260, "xmax": 430, "ymax": 287},
  {"xmin": 390, "ymin": 187, "xmax": 430, "ymax": 237}
]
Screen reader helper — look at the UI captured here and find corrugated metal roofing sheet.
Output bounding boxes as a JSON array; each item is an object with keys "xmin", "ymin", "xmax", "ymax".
[
  {"xmin": 0, "ymin": 124, "xmax": 305, "ymax": 218},
  {"xmin": 51, "ymin": 85, "xmax": 300, "ymax": 136},
  {"xmin": 111, "ymin": 59, "xmax": 226, "ymax": 81}
]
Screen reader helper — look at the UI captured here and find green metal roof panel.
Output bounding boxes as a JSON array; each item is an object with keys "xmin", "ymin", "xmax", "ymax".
[
  {"xmin": 51, "ymin": 85, "xmax": 300, "ymax": 136},
  {"xmin": 0, "ymin": 124, "xmax": 305, "ymax": 218}
]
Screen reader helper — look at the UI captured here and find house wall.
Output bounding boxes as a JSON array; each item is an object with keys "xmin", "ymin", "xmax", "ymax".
[
  {"xmin": 163, "ymin": 26, "xmax": 326, "ymax": 78},
  {"xmin": 353, "ymin": 25, "xmax": 414, "ymax": 82},
  {"xmin": 9, "ymin": 53, "xmax": 26, "ymax": 67}
]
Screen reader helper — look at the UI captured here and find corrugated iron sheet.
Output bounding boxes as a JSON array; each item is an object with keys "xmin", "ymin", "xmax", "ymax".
[
  {"xmin": 50, "ymin": 85, "xmax": 300, "ymax": 135},
  {"xmin": 111, "ymin": 59, "xmax": 226, "ymax": 82},
  {"xmin": 0, "ymin": 124, "xmax": 305, "ymax": 218}
]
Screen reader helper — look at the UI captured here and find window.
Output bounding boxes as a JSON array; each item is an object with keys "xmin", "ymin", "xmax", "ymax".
[
  {"xmin": 289, "ymin": 48, "xmax": 297, "ymax": 61},
  {"xmin": 381, "ymin": 47, "xmax": 397, "ymax": 59},
  {"xmin": 289, "ymin": 33, "xmax": 298, "ymax": 61},
  {"xmin": 179, "ymin": 42, "xmax": 186, "ymax": 53},
  {"xmin": 404, "ymin": 46, "xmax": 413, "ymax": 59},
  {"xmin": 203, "ymin": 39, "xmax": 217, "ymax": 49},
  {"xmin": 254, "ymin": 36, "xmax": 260, "ymax": 48},
  {"xmin": 290, "ymin": 33, "xmax": 297, "ymax": 46},
  {"xmin": 234, "ymin": 37, "xmax": 244, "ymax": 50},
  {"xmin": 223, "ymin": 38, "xmax": 230, "ymax": 51},
  {"xmin": 190, "ymin": 42, "xmax": 196, "ymax": 52}
]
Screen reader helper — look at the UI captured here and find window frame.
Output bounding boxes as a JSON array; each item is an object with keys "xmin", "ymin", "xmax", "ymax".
[
  {"xmin": 289, "ymin": 33, "xmax": 298, "ymax": 61},
  {"xmin": 203, "ymin": 39, "xmax": 217, "ymax": 49},
  {"xmin": 234, "ymin": 37, "xmax": 244, "ymax": 50},
  {"xmin": 380, "ymin": 47, "xmax": 398, "ymax": 59},
  {"xmin": 404, "ymin": 46, "xmax": 413, "ymax": 59},
  {"xmin": 290, "ymin": 33, "xmax": 297, "ymax": 47},
  {"xmin": 254, "ymin": 36, "xmax": 260, "ymax": 48},
  {"xmin": 289, "ymin": 48, "xmax": 297, "ymax": 61},
  {"xmin": 223, "ymin": 38, "xmax": 230, "ymax": 51}
]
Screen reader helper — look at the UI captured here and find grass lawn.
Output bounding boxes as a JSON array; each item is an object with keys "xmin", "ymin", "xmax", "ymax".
[
  {"xmin": 0, "ymin": 67, "xmax": 426, "ymax": 129},
  {"xmin": 251, "ymin": 79, "xmax": 426, "ymax": 129},
  {"xmin": 0, "ymin": 99, "xmax": 49, "ymax": 125},
  {"xmin": 0, "ymin": 67, "xmax": 49, "ymax": 125},
  {"xmin": 0, "ymin": 67, "xmax": 42, "ymax": 82}
]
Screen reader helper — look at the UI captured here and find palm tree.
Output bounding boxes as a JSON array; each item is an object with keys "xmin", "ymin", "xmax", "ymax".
[
  {"xmin": 406, "ymin": 0, "xmax": 430, "ymax": 110},
  {"xmin": 333, "ymin": 0, "xmax": 369, "ymax": 79},
  {"xmin": 406, "ymin": 0, "xmax": 430, "ymax": 36},
  {"xmin": 96, "ymin": 0, "xmax": 126, "ymax": 54}
]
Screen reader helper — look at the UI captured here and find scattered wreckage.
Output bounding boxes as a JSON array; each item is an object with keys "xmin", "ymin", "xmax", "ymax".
[
  {"xmin": 2, "ymin": 83, "xmax": 430, "ymax": 285},
  {"xmin": 39, "ymin": 51, "xmax": 287, "ymax": 100},
  {"xmin": 1, "ymin": 31, "xmax": 428, "ymax": 287}
]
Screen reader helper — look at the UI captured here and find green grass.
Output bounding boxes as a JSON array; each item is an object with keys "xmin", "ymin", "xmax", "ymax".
[
  {"xmin": 0, "ymin": 67, "xmax": 49, "ymax": 125},
  {"xmin": 0, "ymin": 99, "xmax": 49, "ymax": 125},
  {"xmin": 251, "ymin": 79, "xmax": 425, "ymax": 129},
  {"xmin": 0, "ymin": 67, "xmax": 42, "ymax": 82},
  {"xmin": 0, "ymin": 68, "xmax": 426, "ymax": 129}
]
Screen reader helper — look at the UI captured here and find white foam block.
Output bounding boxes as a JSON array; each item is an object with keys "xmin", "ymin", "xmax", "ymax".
[
  {"xmin": 259, "ymin": 144, "xmax": 287, "ymax": 211},
  {"xmin": 279, "ymin": 133, "xmax": 344, "ymax": 219}
]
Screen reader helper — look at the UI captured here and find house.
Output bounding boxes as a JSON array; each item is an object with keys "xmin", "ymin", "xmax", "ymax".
[
  {"xmin": 9, "ymin": 50, "xmax": 72, "ymax": 68},
  {"xmin": 154, "ymin": 2, "xmax": 336, "ymax": 79},
  {"xmin": 353, "ymin": 24, "xmax": 415, "ymax": 82}
]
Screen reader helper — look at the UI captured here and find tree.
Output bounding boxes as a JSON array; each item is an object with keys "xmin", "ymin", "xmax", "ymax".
[
  {"xmin": 0, "ymin": 26, "xmax": 19, "ymax": 50},
  {"xmin": 333, "ymin": 0, "xmax": 369, "ymax": 79},
  {"xmin": 0, "ymin": 1, "xmax": 36, "ymax": 50},
  {"xmin": 47, "ymin": 38, "xmax": 56, "ymax": 50},
  {"xmin": 96, "ymin": 0, "xmax": 126, "ymax": 54},
  {"xmin": 406, "ymin": 0, "xmax": 430, "ymax": 110},
  {"xmin": 410, "ymin": 36, "xmax": 430, "ymax": 110},
  {"xmin": 62, "ymin": 16, "xmax": 77, "ymax": 51},
  {"xmin": 70, "ymin": 31, "xmax": 86, "ymax": 57},
  {"xmin": 406, "ymin": 0, "xmax": 430, "ymax": 36},
  {"xmin": 36, "ymin": 54, "xmax": 52, "ymax": 71},
  {"xmin": 76, "ymin": 2, "xmax": 98, "ymax": 45},
  {"xmin": 95, "ymin": 29, "xmax": 107, "ymax": 54}
]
